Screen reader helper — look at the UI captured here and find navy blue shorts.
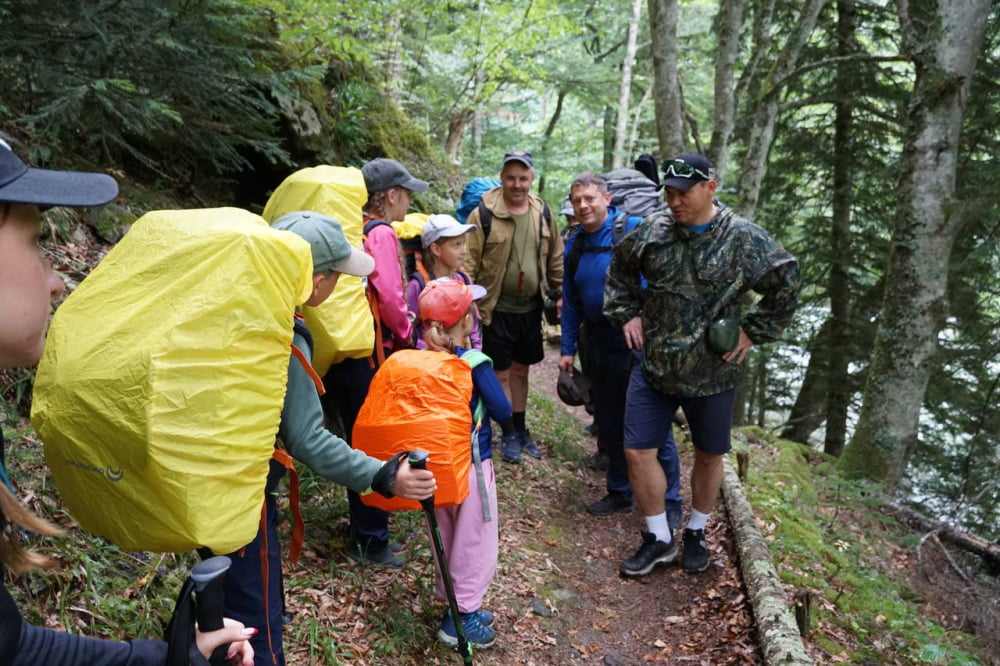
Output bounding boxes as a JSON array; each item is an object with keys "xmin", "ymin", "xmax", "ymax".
[
  {"xmin": 482, "ymin": 307, "xmax": 544, "ymax": 371},
  {"xmin": 624, "ymin": 362, "xmax": 735, "ymax": 455}
]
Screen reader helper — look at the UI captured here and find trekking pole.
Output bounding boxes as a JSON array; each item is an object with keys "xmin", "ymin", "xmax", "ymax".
[
  {"xmin": 164, "ymin": 555, "xmax": 232, "ymax": 666},
  {"xmin": 191, "ymin": 556, "xmax": 233, "ymax": 666},
  {"xmin": 408, "ymin": 449, "xmax": 473, "ymax": 665}
]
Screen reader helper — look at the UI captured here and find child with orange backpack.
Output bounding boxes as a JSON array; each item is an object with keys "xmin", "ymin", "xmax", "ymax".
[
  {"xmin": 404, "ymin": 214, "xmax": 482, "ymax": 351},
  {"xmin": 418, "ymin": 278, "xmax": 513, "ymax": 648}
]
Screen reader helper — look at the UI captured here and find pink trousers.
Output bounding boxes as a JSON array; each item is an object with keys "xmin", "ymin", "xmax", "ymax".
[{"xmin": 431, "ymin": 459, "xmax": 499, "ymax": 613}]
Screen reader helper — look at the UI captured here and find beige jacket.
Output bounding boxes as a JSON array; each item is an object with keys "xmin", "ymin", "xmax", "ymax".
[{"xmin": 463, "ymin": 188, "xmax": 564, "ymax": 325}]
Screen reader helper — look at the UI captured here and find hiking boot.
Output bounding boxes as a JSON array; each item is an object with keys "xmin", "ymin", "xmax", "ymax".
[
  {"xmin": 437, "ymin": 609, "xmax": 496, "ymax": 649},
  {"xmin": 666, "ymin": 503, "xmax": 683, "ymax": 532},
  {"xmin": 519, "ymin": 430, "xmax": 542, "ymax": 459},
  {"xmin": 682, "ymin": 528, "xmax": 710, "ymax": 573},
  {"xmin": 587, "ymin": 492, "xmax": 634, "ymax": 516},
  {"xmin": 500, "ymin": 432, "xmax": 522, "ymax": 464},
  {"xmin": 475, "ymin": 608, "xmax": 495, "ymax": 627},
  {"xmin": 348, "ymin": 542, "xmax": 405, "ymax": 569},
  {"xmin": 584, "ymin": 451, "xmax": 608, "ymax": 471},
  {"xmin": 620, "ymin": 531, "xmax": 677, "ymax": 577}
]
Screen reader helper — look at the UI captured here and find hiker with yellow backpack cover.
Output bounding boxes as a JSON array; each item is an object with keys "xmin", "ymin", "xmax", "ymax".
[
  {"xmin": 30, "ymin": 201, "xmax": 436, "ymax": 666},
  {"xmin": 0, "ymin": 141, "xmax": 255, "ymax": 666},
  {"xmin": 219, "ymin": 211, "xmax": 436, "ymax": 666}
]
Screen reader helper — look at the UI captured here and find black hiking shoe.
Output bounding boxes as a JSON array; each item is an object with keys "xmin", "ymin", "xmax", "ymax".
[
  {"xmin": 682, "ymin": 528, "xmax": 710, "ymax": 573},
  {"xmin": 520, "ymin": 430, "xmax": 542, "ymax": 459},
  {"xmin": 348, "ymin": 542, "xmax": 405, "ymax": 569},
  {"xmin": 587, "ymin": 492, "xmax": 634, "ymax": 516},
  {"xmin": 500, "ymin": 432, "xmax": 522, "ymax": 463},
  {"xmin": 584, "ymin": 451, "xmax": 609, "ymax": 471},
  {"xmin": 620, "ymin": 531, "xmax": 677, "ymax": 577}
]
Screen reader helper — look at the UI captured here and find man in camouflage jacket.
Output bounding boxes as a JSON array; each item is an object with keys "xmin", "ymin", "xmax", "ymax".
[{"xmin": 604, "ymin": 153, "xmax": 800, "ymax": 577}]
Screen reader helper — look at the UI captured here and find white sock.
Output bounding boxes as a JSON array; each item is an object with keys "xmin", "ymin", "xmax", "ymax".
[
  {"xmin": 644, "ymin": 513, "xmax": 671, "ymax": 543},
  {"xmin": 687, "ymin": 509, "xmax": 710, "ymax": 532}
]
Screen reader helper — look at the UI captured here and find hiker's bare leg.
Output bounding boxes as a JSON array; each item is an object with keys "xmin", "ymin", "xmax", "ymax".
[
  {"xmin": 625, "ymin": 447, "xmax": 666, "ymax": 516},
  {"xmin": 494, "ymin": 367, "xmax": 511, "ymax": 403},
  {"xmin": 509, "ymin": 361, "xmax": 529, "ymax": 412},
  {"xmin": 690, "ymin": 450, "xmax": 723, "ymax": 515}
]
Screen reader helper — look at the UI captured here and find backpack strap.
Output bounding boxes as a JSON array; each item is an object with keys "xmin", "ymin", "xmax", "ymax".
[
  {"xmin": 361, "ymin": 220, "xmax": 389, "ymax": 367},
  {"xmin": 477, "ymin": 201, "xmax": 551, "ymax": 244},
  {"xmin": 477, "ymin": 200, "xmax": 492, "ymax": 242},
  {"xmin": 460, "ymin": 349, "xmax": 493, "ymax": 523},
  {"xmin": 270, "ymin": 448, "xmax": 304, "ymax": 565}
]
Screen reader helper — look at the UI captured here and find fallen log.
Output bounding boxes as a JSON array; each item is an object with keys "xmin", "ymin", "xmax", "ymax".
[{"xmin": 883, "ymin": 501, "xmax": 1000, "ymax": 567}]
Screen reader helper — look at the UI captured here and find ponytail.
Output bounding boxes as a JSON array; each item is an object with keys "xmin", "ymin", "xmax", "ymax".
[{"xmin": 0, "ymin": 483, "xmax": 63, "ymax": 575}]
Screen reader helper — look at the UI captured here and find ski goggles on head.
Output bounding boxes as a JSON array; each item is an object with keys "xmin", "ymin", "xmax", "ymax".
[{"xmin": 663, "ymin": 159, "xmax": 712, "ymax": 181}]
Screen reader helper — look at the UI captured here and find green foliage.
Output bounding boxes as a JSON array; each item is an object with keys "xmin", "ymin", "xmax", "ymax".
[
  {"xmin": 1, "ymin": 0, "xmax": 298, "ymax": 187},
  {"xmin": 734, "ymin": 430, "xmax": 991, "ymax": 664}
]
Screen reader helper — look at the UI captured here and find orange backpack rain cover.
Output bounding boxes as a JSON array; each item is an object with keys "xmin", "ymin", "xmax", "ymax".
[{"xmin": 354, "ymin": 349, "xmax": 473, "ymax": 511}]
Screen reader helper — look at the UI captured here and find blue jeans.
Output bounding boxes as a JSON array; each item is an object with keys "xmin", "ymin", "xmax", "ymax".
[{"xmin": 582, "ymin": 328, "xmax": 680, "ymax": 505}]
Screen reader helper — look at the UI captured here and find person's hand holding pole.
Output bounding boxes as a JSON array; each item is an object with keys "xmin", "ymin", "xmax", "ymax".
[{"xmin": 389, "ymin": 457, "xmax": 436, "ymax": 500}]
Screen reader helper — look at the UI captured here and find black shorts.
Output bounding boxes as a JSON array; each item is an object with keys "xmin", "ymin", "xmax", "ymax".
[{"xmin": 483, "ymin": 307, "xmax": 545, "ymax": 371}]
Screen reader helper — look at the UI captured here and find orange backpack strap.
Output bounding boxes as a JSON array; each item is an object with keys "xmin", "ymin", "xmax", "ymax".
[
  {"xmin": 271, "ymin": 448, "xmax": 305, "ymax": 565},
  {"xmin": 365, "ymin": 288, "xmax": 387, "ymax": 367},
  {"xmin": 289, "ymin": 344, "xmax": 325, "ymax": 396}
]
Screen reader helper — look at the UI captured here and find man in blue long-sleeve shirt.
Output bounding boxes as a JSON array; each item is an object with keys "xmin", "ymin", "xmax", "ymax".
[{"xmin": 557, "ymin": 172, "xmax": 681, "ymax": 521}]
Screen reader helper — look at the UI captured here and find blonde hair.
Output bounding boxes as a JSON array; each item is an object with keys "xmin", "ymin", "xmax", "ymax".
[{"xmin": 0, "ymin": 482, "xmax": 63, "ymax": 574}]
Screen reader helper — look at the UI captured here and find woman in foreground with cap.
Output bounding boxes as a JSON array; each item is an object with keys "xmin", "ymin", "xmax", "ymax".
[{"xmin": 0, "ymin": 140, "xmax": 255, "ymax": 665}]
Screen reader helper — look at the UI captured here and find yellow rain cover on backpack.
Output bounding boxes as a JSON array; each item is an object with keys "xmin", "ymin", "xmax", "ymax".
[
  {"xmin": 31, "ymin": 208, "xmax": 313, "ymax": 554},
  {"xmin": 263, "ymin": 166, "xmax": 373, "ymax": 375}
]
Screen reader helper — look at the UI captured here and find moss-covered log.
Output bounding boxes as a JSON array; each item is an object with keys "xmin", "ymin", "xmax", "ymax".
[{"xmin": 722, "ymin": 455, "xmax": 813, "ymax": 665}]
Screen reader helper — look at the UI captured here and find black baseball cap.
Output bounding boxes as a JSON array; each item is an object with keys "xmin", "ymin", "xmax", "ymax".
[
  {"xmin": 0, "ymin": 139, "xmax": 118, "ymax": 208},
  {"xmin": 661, "ymin": 152, "xmax": 715, "ymax": 191},
  {"xmin": 502, "ymin": 149, "xmax": 533, "ymax": 169},
  {"xmin": 361, "ymin": 158, "xmax": 429, "ymax": 194}
]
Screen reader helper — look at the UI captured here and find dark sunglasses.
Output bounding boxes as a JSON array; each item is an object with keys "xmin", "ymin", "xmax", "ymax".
[{"xmin": 663, "ymin": 159, "xmax": 712, "ymax": 180}]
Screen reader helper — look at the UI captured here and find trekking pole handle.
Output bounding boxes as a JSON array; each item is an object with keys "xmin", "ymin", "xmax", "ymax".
[
  {"xmin": 191, "ymin": 555, "xmax": 232, "ymax": 665},
  {"xmin": 407, "ymin": 450, "xmax": 434, "ymax": 512},
  {"xmin": 408, "ymin": 449, "xmax": 429, "ymax": 469}
]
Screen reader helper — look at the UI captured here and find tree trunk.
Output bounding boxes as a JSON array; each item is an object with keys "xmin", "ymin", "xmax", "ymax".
[
  {"xmin": 647, "ymin": 0, "xmax": 685, "ymax": 157},
  {"xmin": 603, "ymin": 105, "xmax": 615, "ymax": 172},
  {"xmin": 823, "ymin": 0, "xmax": 857, "ymax": 458},
  {"xmin": 537, "ymin": 89, "xmax": 566, "ymax": 196},
  {"xmin": 839, "ymin": 0, "xmax": 991, "ymax": 486},
  {"xmin": 884, "ymin": 501, "xmax": 1000, "ymax": 568},
  {"xmin": 709, "ymin": 0, "xmax": 746, "ymax": 187},
  {"xmin": 613, "ymin": 0, "xmax": 644, "ymax": 168},
  {"xmin": 384, "ymin": 11, "xmax": 404, "ymax": 103},
  {"xmin": 737, "ymin": 0, "xmax": 828, "ymax": 218},
  {"xmin": 627, "ymin": 85, "xmax": 653, "ymax": 160},
  {"xmin": 444, "ymin": 109, "xmax": 472, "ymax": 164}
]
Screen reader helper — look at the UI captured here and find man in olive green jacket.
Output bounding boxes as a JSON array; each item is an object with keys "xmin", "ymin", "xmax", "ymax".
[{"xmin": 463, "ymin": 149, "xmax": 564, "ymax": 463}]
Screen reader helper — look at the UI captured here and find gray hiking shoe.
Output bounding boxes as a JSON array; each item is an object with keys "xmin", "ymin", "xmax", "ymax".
[{"xmin": 519, "ymin": 430, "xmax": 542, "ymax": 459}]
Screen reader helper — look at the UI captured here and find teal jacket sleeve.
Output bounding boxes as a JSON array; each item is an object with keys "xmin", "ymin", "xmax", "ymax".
[{"xmin": 278, "ymin": 335, "xmax": 382, "ymax": 493}]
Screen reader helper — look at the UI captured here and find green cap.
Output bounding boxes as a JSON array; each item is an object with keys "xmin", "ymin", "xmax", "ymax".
[{"xmin": 272, "ymin": 211, "xmax": 374, "ymax": 276}]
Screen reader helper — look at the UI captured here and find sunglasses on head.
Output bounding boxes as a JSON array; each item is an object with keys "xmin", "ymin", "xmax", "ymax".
[{"xmin": 663, "ymin": 159, "xmax": 712, "ymax": 180}]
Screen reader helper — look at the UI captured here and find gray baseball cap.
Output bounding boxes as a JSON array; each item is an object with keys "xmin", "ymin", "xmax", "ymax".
[
  {"xmin": 0, "ymin": 139, "xmax": 118, "ymax": 209},
  {"xmin": 361, "ymin": 158, "xmax": 429, "ymax": 194},
  {"xmin": 272, "ymin": 211, "xmax": 374, "ymax": 276}
]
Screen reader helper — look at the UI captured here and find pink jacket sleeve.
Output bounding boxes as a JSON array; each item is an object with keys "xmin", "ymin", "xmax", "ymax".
[{"xmin": 365, "ymin": 224, "xmax": 413, "ymax": 343}]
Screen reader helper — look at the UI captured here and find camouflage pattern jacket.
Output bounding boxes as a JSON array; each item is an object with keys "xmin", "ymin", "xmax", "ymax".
[{"xmin": 604, "ymin": 203, "xmax": 800, "ymax": 397}]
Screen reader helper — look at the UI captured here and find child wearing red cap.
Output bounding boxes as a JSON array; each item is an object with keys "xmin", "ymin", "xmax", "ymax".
[{"xmin": 419, "ymin": 278, "xmax": 514, "ymax": 648}]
